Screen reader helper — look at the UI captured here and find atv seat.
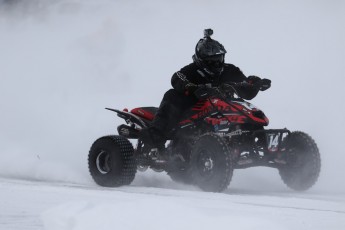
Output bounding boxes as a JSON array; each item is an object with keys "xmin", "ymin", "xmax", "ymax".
[{"xmin": 130, "ymin": 107, "xmax": 158, "ymax": 121}]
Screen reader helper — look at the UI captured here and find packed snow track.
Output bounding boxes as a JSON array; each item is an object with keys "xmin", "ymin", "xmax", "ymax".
[{"xmin": 1, "ymin": 177, "xmax": 344, "ymax": 230}]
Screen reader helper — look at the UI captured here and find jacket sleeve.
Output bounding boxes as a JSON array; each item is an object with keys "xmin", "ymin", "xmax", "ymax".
[
  {"xmin": 171, "ymin": 71, "xmax": 190, "ymax": 93},
  {"xmin": 224, "ymin": 65, "xmax": 259, "ymax": 100},
  {"xmin": 171, "ymin": 63, "xmax": 197, "ymax": 94}
]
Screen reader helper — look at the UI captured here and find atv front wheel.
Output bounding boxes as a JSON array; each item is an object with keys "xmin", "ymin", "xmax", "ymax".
[
  {"xmin": 190, "ymin": 133, "xmax": 233, "ymax": 192},
  {"xmin": 279, "ymin": 131, "xmax": 321, "ymax": 191},
  {"xmin": 88, "ymin": 135, "xmax": 137, "ymax": 187}
]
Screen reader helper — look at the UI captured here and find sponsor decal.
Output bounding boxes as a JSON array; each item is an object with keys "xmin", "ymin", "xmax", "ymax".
[
  {"xmin": 176, "ymin": 72, "xmax": 187, "ymax": 81},
  {"xmin": 226, "ymin": 115, "xmax": 246, "ymax": 123}
]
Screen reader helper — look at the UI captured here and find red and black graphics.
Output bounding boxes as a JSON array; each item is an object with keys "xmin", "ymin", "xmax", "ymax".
[
  {"xmin": 127, "ymin": 98, "xmax": 268, "ymax": 129},
  {"xmin": 230, "ymin": 101, "xmax": 269, "ymax": 125},
  {"xmin": 130, "ymin": 107, "xmax": 158, "ymax": 121},
  {"xmin": 178, "ymin": 98, "xmax": 269, "ymax": 128}
]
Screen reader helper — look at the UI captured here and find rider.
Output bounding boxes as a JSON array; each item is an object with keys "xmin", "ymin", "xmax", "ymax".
[{"xmin": 140, "ymin": 29, "xmax": 271, "ymax": 153}]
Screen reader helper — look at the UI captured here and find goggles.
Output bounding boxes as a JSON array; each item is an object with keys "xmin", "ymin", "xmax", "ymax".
[{"xmin": 203, "ymin": 55, "xmax": 224, "ymax": 68}]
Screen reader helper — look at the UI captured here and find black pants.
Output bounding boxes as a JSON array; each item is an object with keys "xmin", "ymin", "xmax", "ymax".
[{"xmin": 152, "ymin": 89, "xmax": 198, "ymax": 135}]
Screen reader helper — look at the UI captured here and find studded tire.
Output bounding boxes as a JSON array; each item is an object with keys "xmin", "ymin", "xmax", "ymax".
[
  {"xmin": 88, "ymin": 135, "xmax": 137, "ymax": 187},
  {"xmin": 279, "ymin": 131, "xmax": 321, "ymax": 191},
  {"xmin": 190, "ymin": 133, "xmax": 234, "ymax": 192}
]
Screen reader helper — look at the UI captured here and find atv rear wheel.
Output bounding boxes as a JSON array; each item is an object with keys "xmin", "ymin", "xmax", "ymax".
[
  {"xmin": 190, "ymin": 133, "xmax": 233, "ymax": 192},
  {"xmin": 88, "ymin": 135, "xmax": 137, "ymax": 187},
  {"xmin": 279, "ymin": 131, "xmax": 321, "ymax": 191}
]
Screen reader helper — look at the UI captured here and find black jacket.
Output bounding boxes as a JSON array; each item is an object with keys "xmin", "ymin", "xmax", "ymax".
[{"xmin": 171, "ymin": 63, "xmax": 259, "ymax": 100}]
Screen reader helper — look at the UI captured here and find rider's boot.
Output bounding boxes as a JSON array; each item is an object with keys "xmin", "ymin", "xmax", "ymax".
[
  {"xmin": 140, "ymin": 126, "xmax": 168, "ymax": 161},
  {"xmin": 139, "ymin": 91, "xmax": 180, "ymax": 161}
]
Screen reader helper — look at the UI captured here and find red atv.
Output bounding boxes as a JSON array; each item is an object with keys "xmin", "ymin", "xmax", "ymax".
[{"xmin": 88, "ymin": 83, "xmax": 321, "ymax": 192}]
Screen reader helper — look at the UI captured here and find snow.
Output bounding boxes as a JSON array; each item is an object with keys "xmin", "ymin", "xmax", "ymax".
[
  {"xmin": 1, "ymin": 0, "xmax": 345, "ymax": 229},
  {"xmin": 1, "ymin": 177, "xmax": 344, "ymax": 230}
]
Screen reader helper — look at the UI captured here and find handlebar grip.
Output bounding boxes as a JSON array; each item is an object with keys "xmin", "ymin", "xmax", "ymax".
[{"xmin": 237, "ymin": 82, "xmax": 251, "ymax": 87}]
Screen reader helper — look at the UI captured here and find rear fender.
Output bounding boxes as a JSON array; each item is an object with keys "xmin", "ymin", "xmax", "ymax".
[{"xmin": 105, "ymin": 108, "xmax": 148, "ymax": 128}]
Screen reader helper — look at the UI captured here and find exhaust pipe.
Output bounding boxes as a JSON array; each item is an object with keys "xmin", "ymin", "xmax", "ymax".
[{"xmin": 117, "ymin": 124, "xmax": 139, "ymax": 139}]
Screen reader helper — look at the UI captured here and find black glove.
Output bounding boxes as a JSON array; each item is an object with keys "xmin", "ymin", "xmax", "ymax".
[
  {"xmin": 247, "ymin": 75, "xmax": 261, "ymax": 86},
  {"xmin": 260, "ymin": 78, "xmax": 271, "ymax": 91},
  {"xmin": 248, "ymin": 75, "xmax": 271, "ymax": 91}
]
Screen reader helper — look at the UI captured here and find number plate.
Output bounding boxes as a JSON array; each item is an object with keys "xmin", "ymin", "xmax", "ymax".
[{"xmin": 267, "ymin": 133, "xmax": 281, "ymax": 152}]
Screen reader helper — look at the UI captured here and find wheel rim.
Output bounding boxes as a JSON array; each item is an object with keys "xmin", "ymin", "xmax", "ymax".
[
  {"xmin": 196, "ymin": 149, "xmax": 216, "ymax": 179},
  {"xmin": 96, "ymin": 150, "xmax": 111, "ymax": 174}
]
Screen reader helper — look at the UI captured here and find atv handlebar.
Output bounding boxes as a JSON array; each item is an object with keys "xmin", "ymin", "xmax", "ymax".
[
  {"xmin": 194, "ymin": 82, "xmax": 247, "ymax": 99},
  {"xmin": 194, "ymin": 80, "xmax": 270, "ymax": 100}
]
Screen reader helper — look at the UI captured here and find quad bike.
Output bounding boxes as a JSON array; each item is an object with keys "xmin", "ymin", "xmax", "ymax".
[{"xmin": 88, "ymin": 82, "xmax": 321, "ymax": 192}]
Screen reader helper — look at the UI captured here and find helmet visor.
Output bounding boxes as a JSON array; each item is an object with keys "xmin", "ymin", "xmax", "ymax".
[{"xmin": 203, "ymin": 55, "xmax": 224, "ymax": 68}]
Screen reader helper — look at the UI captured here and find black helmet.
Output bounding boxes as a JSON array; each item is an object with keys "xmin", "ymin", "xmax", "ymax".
[{"xmin": 192, "ymin": 29, "xmax": 227, "ymax": 76}]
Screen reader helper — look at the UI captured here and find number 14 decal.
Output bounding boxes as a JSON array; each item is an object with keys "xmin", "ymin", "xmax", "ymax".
[{"xmin": 267, "ymin": 133, "xmax": 280, "ymax": 152}]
